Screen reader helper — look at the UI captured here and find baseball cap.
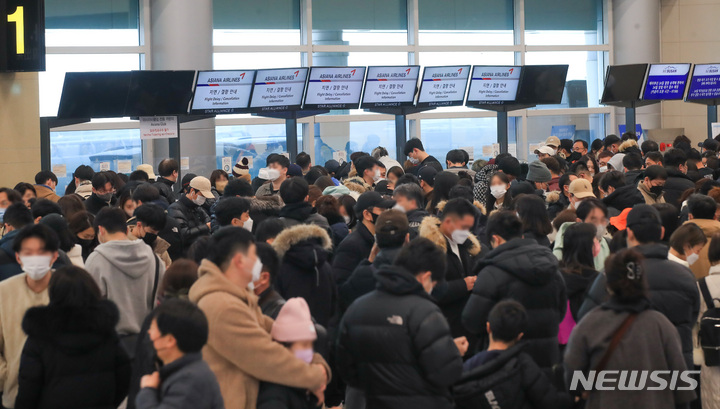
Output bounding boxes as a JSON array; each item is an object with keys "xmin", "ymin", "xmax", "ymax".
[
  {"xmin": 136, "ymin": 164, "xmax": 156, "ymax": 180},
  {"xmin": 626, "ymin": 204, "xmax": 661, "ymax": 228},
  {"xmin": 287, "ymin": 164, "xmax": 303, "ymax": 177},
  {"xmin": 545, "ymin": 136, "xmax": 561, "ymax": 148},
  {"xmin": 534, "ymin": 146, "xmax": 555, "ymax": 156},
  {"xmin": 699, "ymin": 139, "xmax": 720, "ymax": 152},
  {"xmin": 418, "ymin": 166, "xmax": 438, "ymax": 187},
  {"xmin": 324, "ymin": 159, "xmax": 340, "ymax": 174},
  {"xmin": 354, "ymin": 191, "xmax": 395, "ymax": 215},
  {"xmin": 189, "ymin": 176, "xmax": 214, "ymax": 198},
  {"xmin": 182, "ymin": 173, "xmax": 197, "ymax": 190},
  {"xmin": 568, "ymin": 178, "xmax": 595, "ymax": 199},
  {"xmin": 375, "ymin": 209, "xmax": 410, "ymax": 244}
]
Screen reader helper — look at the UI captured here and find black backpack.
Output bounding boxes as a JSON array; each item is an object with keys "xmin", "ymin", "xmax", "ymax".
[
  {"xmin": 698, "ymin": 278, "xmax": 720, "ymax": 366},
  {"xmin": 454, "ymin": 357, "xmax": 526, "ymax": 409}
]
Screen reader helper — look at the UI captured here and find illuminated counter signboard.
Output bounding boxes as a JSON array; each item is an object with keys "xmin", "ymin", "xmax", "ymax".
[
  {"xmin": 361, "ymin": 66, "xmax": 420, "ymax": 108},
  {"xmin": 191, "ymin": 70, "xmax": 255, "ymax": 114},
  {"xmin": 416, "ymin": 65, "xmax": 471, "ymax": 107},
  {"xmin": 466, "ymin": 66, "xmax": 522, "ymax": 106},
  {"xmin": 642, "ymin": 63, "xmax": 691, "ymax": 100},
  {"xmin": 249, "ymin": 67, "xmax": 309, "ymax": 112},
  {"xmin": 303, "ymin": 66, "xmax": 366, "ymax": 110},
  {"xmin": 687, "ymin": 64, "xmax": 720, "ymax": 101}
]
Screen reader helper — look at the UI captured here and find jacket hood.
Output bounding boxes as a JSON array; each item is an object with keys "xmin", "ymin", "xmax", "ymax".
[
  {"xmin": 602, "ymin": 183, "xmax": 645, "ymax": 211},
  {"xmin": 189, "ymin": 259, "xmax": 256, "ymax": 306},
  {"xmin": 373, "ymin": 247, "xmax": 402, "ymax": 268},
  {"xmin": 250, "ymin": 195, "xmax": 283, "ymax": 215},
  {"xmin": 685, "ymin": 219, "xmax": 720, "ymax": 238},
  {"xmin": 418, "ymin": 216, "xmax": 482, "ymax": 256},
  {"xmin": 343, "ymin": 176, "xmax": 372, "ymax": 194},
  {"xmin": 92, "ymin": 239, "xmax": 156, "ymax": 278},
  {"xmin": 545, "ymin": 191, "xmax": 561, "ymax": 204},
  {"xmin": 279, "ymin": 202, "xmax": 317, "ymax": 222},
  {"xmin": 634, "ymin": 243, "xmax": 669, "ymax": 260},
  {"xmin": 22, "ymin": 300, "xmax": 119, "ymax": 353},
  {"xmin": 435, "ymin": 200, "xmax": 487, "ymax": 216},
  {"xmin": 459, "ymin": 343, "xmax": 525, "ymax": 381},
  {"xmin": 665, "ymin": 168, "xmax": 692, "ymax": 180},
  {"xmin": 375, "ymin": 265, "xmax": 432, "ymax": 299},
  {"xmin": 477, "ymin": 238, "xmax": 558, "ymax": 285},
  {"xmin": 272, "ymin": 224, "xmax": 333, "ymax": 271}
]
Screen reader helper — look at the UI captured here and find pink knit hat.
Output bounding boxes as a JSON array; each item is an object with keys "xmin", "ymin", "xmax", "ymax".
[{"xmin": 271, "ymin": 298, "xmax": 317, "ymax": 342}]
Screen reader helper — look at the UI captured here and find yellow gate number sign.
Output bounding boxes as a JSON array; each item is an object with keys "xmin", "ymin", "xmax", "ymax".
[{"xmin": 7, "ymin": 6, "xmax": 24, "ymax": 54}]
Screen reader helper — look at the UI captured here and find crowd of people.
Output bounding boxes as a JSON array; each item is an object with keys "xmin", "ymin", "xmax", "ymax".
[{"xmin": 2, "ymin": 133, "xmax": 720, "ymax": 408}]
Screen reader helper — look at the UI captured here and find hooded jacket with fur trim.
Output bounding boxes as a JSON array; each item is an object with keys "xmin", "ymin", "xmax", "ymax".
[
  {"xmin": 343, "ymin": 176, "xmax": 372, "ymax": 195},
  {"xmin": 272, "ymin": 224, "xmax": 337, "ymax": 327},
  {"xmin": 420, "ymin": 216, "xmax": 482, "ymax": 340},
  {"xmin": 188, "ymin": 260, "xmax": 329, "ymax": 409},
  {"xmin": 15, "ymin": 300, "xmax": 131, "ymax": 409}
]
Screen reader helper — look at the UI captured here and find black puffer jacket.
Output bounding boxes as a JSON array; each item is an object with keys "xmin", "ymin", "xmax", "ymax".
[
  {"xmin": 84, "ymin": 193, "xmax": 115, "ymax": 216},
  {"xmin": 454, "ymin": 344, "xmax": 571, "ymax": 409},
  {"xmin": 338, "ymin": 246, "xmax": 402, "ymax": 312},
  {"xmin": 561, "ymin": 267, "xmax": 598, "ymax": 321},
  {"xmin": 279, "ymin": 202, "xmax": 332, "ymax": 233},
  {"xmin": 577, "ymin": 243, "xmax": 700, "ymax": 370},
  {"xmin": 155, "ymin": 177, "xmax": 177, "ymax": 204},
  {"xmin": 462, "ymin": 238, "xmax": 567, "ymax": 369},
  {"xmin": 602, "ymin": 183, "xmax": 646, "ymax": 214},
  {"xmin": 407, "ymin": 208, "xmax": 429, "ymax": 239},
  {"xmin": 336, "ymin": 265, "xmax": 463, "ymax": 409},
  {"xmin": 16, "ymin": 300, "xmax": 131, "ymax": 409},
  {"xmin": 331, "ymin": 222, "xmax": 374, "ymax": 285},
  {"xmin": 273, "ymin": 224, "xmax": 337, "ymax": 327},
  {"xmin": 663, "ymin": 168, "xmax": 694, "ymax": 209},
  {"xmin": 257, "ymin": 382, "xmax": 319, "ymax": 409},
  {"xmin": 167, "ymin": 195, "xmax": 211, "ymax": 250}
]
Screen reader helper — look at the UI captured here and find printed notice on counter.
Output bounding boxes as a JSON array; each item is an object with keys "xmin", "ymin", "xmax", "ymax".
[
  {"xmin": 52, "ymin": 164, "xmax": 67, "ymax": 178},
  {"xmin": 687, "ymin": 64, "xmax": 720, "ymax": 100},
  {"xmin": 643, "ymin": 64, "xmax": 691, "ymax": 100},
  {"xmin": 250, "ymin": 68, "xmax": 309, "ymax": 111},
  {"xmin": 417, "ymin": 66, "xmax": 470, "ymax": 107},
  {"xmin": 466, "ymin": 66, "xmax": 522, "ymax": 105},
  {"xmin": 333, "ymin": 150, "xmax": 347, "ymax": 163},
  {"xmin": 100, "ymin": 162, "xmax": 111, "ymax": 172},
  {"xmin": 362, "ymin": 66, "xmax": 420, "ymax": 108},
  {"xmin": 117, "ymin": 160, "xmax": 132, "ymax": 174},
  {"xmin": 180, "ymin": 157, "xmax": 190, "ymax": 171},
  {"xmin": 191, "ymin": 70, "xmax": 255, "ymax": 114},
  {"xmin": 304, "ymin": 67, "xmax": 366, "ymax": 110},
  {"xmin": 140, "ymin": 116, "xmax": 178, "ymax": 140}
]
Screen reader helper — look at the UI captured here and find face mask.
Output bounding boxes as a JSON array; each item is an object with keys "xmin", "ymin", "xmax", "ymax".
[
  {"xmin": 599, "ymin": 166, "xmax": 608, "ymax": 173},
  {"xmin": 251, "ymin": 257, "xmax": 263, "ymax": 284},
  {"xmin": 569, "ymin": 152, "xmax": 581, "ymax": 162},
  {"xmin": 373, "ymin": 169, "xmax": 384, "ymax": 183},
  {"xmin": 20, "ymin": 255, "xmax": 52, "ymax": 280},
  {"xmin": 687, "ymin": 252, "xmax": 700, "ymax": 265},
  {"xmin": 392, "ymin": 204, "xmax": 406, "ymax": 213},
  {"xmin": 215, "ymin": 181, "xmax": 228, "ymax": 194},
  {"xmin": 490, "ymin": 185, "xmax": 507, "ymax": 199},
  {"xmin": 370, "ymin": 212, "xmax": 380, "ymax": 224},
  {"xmin": 142, "ymin": 232, "xmax": 157, "ymax": 246},
  {"xmin": 409, "ymin": 157, "xmax": 420, "ymax": 165},
  {"xmin": 0, "ymin": 207, "xmax": 6, "ymax": 224},
  {"xmin": 650, "ymin": 185, "xmax": 664, "ymax": 197},
  {"xmin": 243, "ymin": 217, "xmax": 254, "ymax": 232},
  {"xmin": 266, "ymin": 169, "xmax": 281, "ymax": 181},
  {"xmin": 97, "ymin": 193, "xmax": 113, "ymax": 202},
  {"xmin": 192, "ymin": 194, "xmax": 206, "ymax": 206},
  {"xmin": 592, "ymin": 239, "xmax": 601, "ymax": 258},
  {"xmin": 343, "ymin": 215, "xmax": 351, "ymax": 225},
  {"xmin": 595, "ymin": 224, "xmax": 606, "ymax": 240},
  {"xmin": 294, "ymin": 348, "xmax": 314, "ymax": 364},
  {"xmin": 451, "ymin": 229, "xmax": 471, "ymax": 245}
]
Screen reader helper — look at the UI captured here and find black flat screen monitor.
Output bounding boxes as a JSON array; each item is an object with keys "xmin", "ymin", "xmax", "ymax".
[
  {"xmin": 600, "ymin": 64, "xmax": 648, "ymax": 106},
  {"xmin": 125, "ymin": 70, "xmax": 196, "ymax": 116},
  {"xmin": 361, "ymin": 66, "xmax": 420, "ymax": 108},
  {"xmin": 57, "ymin": 72, "xmax": 133, "ymax": 118},
  {"xmin": 303, "ymin": 66, "xmax": 366, "ymax": 110},
  {"xmin": 190, "ymin": 70, "xmax": 256, "ymax": 114},
  {"xmin": 416, "ymin": 65, "xmax": 471, "ymax": 107},
  {"xmin": 516, "ymin": 65, "xmax": 569, "ymax": 105}
]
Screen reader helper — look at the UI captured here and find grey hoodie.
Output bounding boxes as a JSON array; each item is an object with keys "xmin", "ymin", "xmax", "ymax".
[{"xmin": 85, "ymin": 239, "xmax": 165, "ymax": 335}]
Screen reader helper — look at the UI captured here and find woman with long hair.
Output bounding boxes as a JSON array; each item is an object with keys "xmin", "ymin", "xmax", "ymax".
[
  {"xmin": 514, "ymin": 194, "xmax": 553, "ymax": 248},
  {"xmin": 486, "ymin": 172, "xmax": 511, "ymax": 212},
  {"xmin": 428, "ymin": 171, "xmax": 459, "ymax": 215},
  {"xmin": 15, "ymin": 266, "xmax": 130, "ymax": 408},
  {"xmin": 560, "ymin": 223, "xmax": 600, "ymax": 321}
]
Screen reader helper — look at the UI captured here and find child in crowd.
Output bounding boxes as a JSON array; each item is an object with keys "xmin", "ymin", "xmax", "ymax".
[
  {"xmin": 136, "ymin": 299, "xmax": 224, "ymax": 409},
  {"xmin": 257, "ymin": 298, "xmax": 325, "ymax": 409},
  {"xmin": 454, "ymin": 300, "xmax": 571, "ymax": 409}
]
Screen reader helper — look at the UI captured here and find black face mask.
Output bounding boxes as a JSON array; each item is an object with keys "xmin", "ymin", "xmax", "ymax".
[
  {"xmin": 371, "ymin": 212, "xmax": 380, "ymax": 224},
  {"xmin": 142, "ymin": 233, "xmax": 158, "ymax": 246},
  {"xmin": 568, "ymin": 151, "xmax": 582, "ymax": 162},
  {"xmin": 649, "ymin": 185, "xmax": 664, "ymax": 197}
]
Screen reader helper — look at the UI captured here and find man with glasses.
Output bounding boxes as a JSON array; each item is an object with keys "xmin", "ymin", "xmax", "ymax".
[
  {"xmin": 572, "ymin": 140, "xmax": 588, "ymax": 156},
  {"xmin": 85, "ymin": 172, "xmax": 116, "ymax": 215}
]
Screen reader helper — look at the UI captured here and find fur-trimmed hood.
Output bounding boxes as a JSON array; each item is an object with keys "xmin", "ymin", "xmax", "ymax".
[
  {"xmin": 22, "ymin": 300, "xmax": 119, "ymax": 352},
  {"xmin": 618, "ymin": 139, "xmax": 639, "ymax": 153},
  {"xmin": 435, "ymin": 200, "xmax": 487, "ymax": 216},
  {"xmin": 545, "ymin": 191, "xmax": 561, "ymax": 204},
  {"xmin": 272, "ymin": 224, "xmax": 333, "ymax": 259},
  {"xmin": 418, "ymin": 215, "xmax": 482, "ymax": 256},
  {"xmin": 343, "ymin": 176, "xmax": 372, "ymax": 194}
]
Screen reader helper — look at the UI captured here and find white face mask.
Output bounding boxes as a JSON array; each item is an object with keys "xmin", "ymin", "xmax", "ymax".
[
  {"xmin": 343, "ymin": 215, "xmax": 351, "ymax": 224},
  {"xmin": 599, "ymin": 166, "xmax": 608, "ymax": 173},
  {"xmin": 392, "ymin": 204, "xmax": 406, "ymax": 213},
  {"xmin": 373, "ymin": 169, "xmax": 384, "ymax": 183},
  {"xmin": 409, "ymin": 156, "xmax": 420, "ymax": 165},
  {"xmin": 243, "ymin": 217, "xmax": 254, "ymax": 232},
  {"xmin": 247, "ymin": 257, "xmax": 263, "ymax": 291},
  {"xmin": 192, "ymin": 194, "xmax": 206, "ymax": 206},
  {"xmin": 259, "ymin": 168, "xmax": 281, "ymax": 181},
  {"xmin": 490, "ymin": 185, "xmax": 507, "ymax": 199},
  {"xmin": 20, "ymin": 255, "xmax": 52, "ymax": 281},
  {"xmin": 451, "ymin": 229, "xmax": 471, "ymax": 245},
  {"xmin": 687, "ymin": 252, "xmax": 700, "ymax": 265},
  {"xmin": 595, "ymin": 224, "xmax": 606, "ymax": 240}
]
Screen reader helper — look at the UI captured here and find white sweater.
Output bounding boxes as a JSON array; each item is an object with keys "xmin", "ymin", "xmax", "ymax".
[{"xmin": 0, "ymin": 274, "xmax": 49, "ymax": 408}]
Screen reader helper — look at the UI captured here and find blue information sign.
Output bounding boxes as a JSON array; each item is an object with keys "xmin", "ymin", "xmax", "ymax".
[
  {"xmin": 642, "ymin": 64, "xmax": 691, "ymax": 100},
  {"xmin": 687, "ymin": 64, "xmax": 720, "ymax": 101}
]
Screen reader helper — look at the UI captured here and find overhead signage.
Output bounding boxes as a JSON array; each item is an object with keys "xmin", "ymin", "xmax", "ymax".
[
  {"xmin": 191, "ymin": 70, "xmax": 255, "ymax": 114},
  {"xmin": 686, "ymin": 64, "xmax": 720, "ymax": 101},
  {"xmin": 361, "ymin": 66, "xmax": 420, "ymax": 108},
  {"xmin": 303, "ymin": 66, "xmax": 366, "ymax": 110},
  {"xmin": 140, "ymin": 116, "xmax": 178, "ymax": 140},
  {"xmin": 417, "ymin": 65, "xmax": 471, "ymax": 107},
  {"xmin": 642, "ymin": 63, "xmax": 691, "ymax": 100},
  {"xmin": 249, "ymin": 67, "xmax": 309, "ymax": 112},
  {"xmin": 1, "ymin": 0, "xmax": 45, "ymax": 71},
  {"xmin": 466, "ymin": 66, "xmax": 522, "ymax": 105}
]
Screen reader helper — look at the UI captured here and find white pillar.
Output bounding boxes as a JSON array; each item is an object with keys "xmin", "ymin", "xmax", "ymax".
[
  {"xmin": 149, "ymin": 0, "xmax": 217, "ymax": 176},
  {"xmin": 612, "ymin": 0, "xmax": 662, "ymax": 131}
]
